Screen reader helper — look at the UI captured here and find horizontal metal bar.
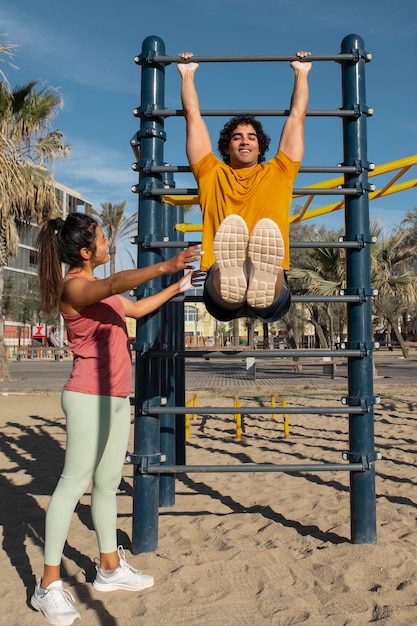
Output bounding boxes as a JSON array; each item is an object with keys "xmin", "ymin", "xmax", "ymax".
[
  {"xmin": 293, "ymin": 295, "xmax": 360, "ymax": 302},
  {"xmin": 146, "ymin": 241, "xmax": 189, "ymax": 248},
  {"xmin": 146, "ymin": 240, "xmax": 362, "ymax": 250},
  {"xmin": 142, "ymin": 108, "xmax": 355, "ymax": 118},
  {"xmin": 183, "ymin": 294, "xmax": 361, "ymax": 304},
  {"xmin": 146, "ymin": 349, "xmax": 361, "ymax": 359},
  {"xmin": 291, "ymin": 241, "xmax": 361, "ymax": 248},
  {"xmin": 144, "ymin": 406, "xmax": 363, "ymax": 416},
  {"xmin": 141, "ymin": 164, "xmax": 359, "ymax": 175},
  {"xmin": 148, "ymin": 187, "xmax": 360, "ymax": 197},
  {"xmin": 145, "ymin": 462, "xmax": 364, "ymax": 474},
  {"xmin": 147, "ymin": 165, "xmax": 191, "ymax": 173},
  {"xmin": 146, "ymin": 53, "xmax": 358, "ymax": 64},
  {"xmin": 300, "ymin": 165, "xmax": 358, "ymax": 174}
]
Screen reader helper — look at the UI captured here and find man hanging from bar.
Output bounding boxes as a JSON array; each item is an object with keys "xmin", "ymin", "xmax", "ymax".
[{"xmin": 177, "ymin": 51, "xmax": 312, "ymax": 323}]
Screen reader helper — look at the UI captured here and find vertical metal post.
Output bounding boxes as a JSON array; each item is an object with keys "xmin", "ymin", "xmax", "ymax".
[
  {"xmin": 132, "ymin": 36, "xmax": 166, "ymax": 554},
  {"xmin": 158, "ymin": 187, "xmax": 179, "ymax": 507},
  {"xmin": 341, "ymin": 34, "xmax": 377, "ymax": 544},
  {"xmin": 157, "ymin": 201, "xmax": 186, "ymax": 502},
  {"xmin": 172, "ymin": 204, "xmax": 186, "ymax": 466}
]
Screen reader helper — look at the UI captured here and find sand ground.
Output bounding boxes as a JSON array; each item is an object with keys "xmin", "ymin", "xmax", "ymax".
[{"xmin": 1, "ymin": 369, "xmax": 416, "ymax": 625}]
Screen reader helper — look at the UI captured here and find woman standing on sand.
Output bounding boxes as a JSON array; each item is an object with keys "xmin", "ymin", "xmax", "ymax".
[{"xmin": 31, "ymin": 212, "xmax": 202, "ymax": 626}]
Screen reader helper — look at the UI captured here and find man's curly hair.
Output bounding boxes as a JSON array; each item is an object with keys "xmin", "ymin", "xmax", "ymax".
[{"xmin": 218, "ymin": 115, "xmax": 271, "ymax": 165}]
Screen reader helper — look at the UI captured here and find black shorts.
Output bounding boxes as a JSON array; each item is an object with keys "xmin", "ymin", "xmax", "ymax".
[{"xmin": 203, "ymin": 267, "xmax": 291, "ymax": 323}]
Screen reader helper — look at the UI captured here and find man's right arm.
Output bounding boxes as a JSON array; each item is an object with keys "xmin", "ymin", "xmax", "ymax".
[
  {"xmin": 278, "ymin": 52, "xmax": 312, "ymax": 162},
  {"xmin": 178, "ymin": 53, "xmax": 212, "ymax": 165}
]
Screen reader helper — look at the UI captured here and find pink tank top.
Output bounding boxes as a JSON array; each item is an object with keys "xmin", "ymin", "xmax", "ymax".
[{"xmin": 61, "ymin": 275, "xmax": 132, "ymax": 397}]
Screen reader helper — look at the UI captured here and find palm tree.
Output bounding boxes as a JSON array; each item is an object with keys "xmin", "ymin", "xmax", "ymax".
[
  {"xmin": 370, "ymin": 224, "xmax": 417, "ymax": 358},
  {"xmin": 400, "ymin": 207, "xmax": 417, "ymax": 274},
  {"xmin": 0, "ymin": 40, "xmax": 70, "ymax": 380},
  {"xmin": 290, "ymin": 228, "xmax": 345, "ymax": 348},
  {"xmin": 291, "ymin": 220, "xmax": 417, "ymax": 358},
  {"xmin": 88, "ymin": 201, "xmax": 137, "ymax": 275}
]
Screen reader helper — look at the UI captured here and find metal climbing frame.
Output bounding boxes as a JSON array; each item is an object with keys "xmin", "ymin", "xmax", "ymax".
[{"xmin": 130, "ymin": 34, "xmax": 379, "ymax": 553}]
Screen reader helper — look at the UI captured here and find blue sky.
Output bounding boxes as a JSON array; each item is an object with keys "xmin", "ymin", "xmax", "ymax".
[{"xmin": 2, "ymin": 0, "xmax": 416, "ymax": 262}]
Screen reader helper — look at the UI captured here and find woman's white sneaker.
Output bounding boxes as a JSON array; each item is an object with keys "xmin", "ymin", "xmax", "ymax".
[
  {"xmin": 30, "ymin": 579, "xmax": 80, "ymax": 626},
  {"xmin": 93, "ymin": 546, "xmax": 154, "ymax": 592}
]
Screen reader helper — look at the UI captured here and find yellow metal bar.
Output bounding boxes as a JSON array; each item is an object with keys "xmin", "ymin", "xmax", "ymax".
[
  {"xmin": 163, "ymin": 195, "xmax": 199, "ymax": 206},
  {"xmin": 369, "ymin": 167, "xmax": 412, "ymax": 199},
  {"xmin": 271, "ymin": 394, "xmax": 276, "ymax": 420},
  {"xmin": 368, "ymin": 154, "xmax": 417, "ymax": 176},
  {"xmin": 292, "ymin": 156, "xmax": 417, "ymax": 221},
  {"xmin": 292, "ymin": 195, "xmax": 314, "ymax": 222},
  {"xmin": 291, "ymin": 178, "xmax": 417, "ymax": 224},
  {"xmin": 168, "ymin": 155, "xmax": 417, "ymax": 228},
  {"xmin": 290, "ymin": 200, "xmax": 344, "ymax": 223},
  {"xmin": 294, "ymin": 155, "xmax": 417, "ymax": 196},
  {"xmin": 271, "ymin": 394, "xmax": 290, "ymax": 437},
  {"xmin": 175, "ymin": 223, "xmax": 203, "ymax": 233},
  {"xmin": 369, "ymin": 177, "xmax": 417, "ymax": 199},
  {"xmin": 282, "ymin": 400, "xmax": 289, "ymax": 439},
  {"xmin": 185, "ymin": 393, "xmax": 197, "ymax": 441},
  {"xmin": 185, "ymin": 412, "xmax": 190, "ymax": 442}
]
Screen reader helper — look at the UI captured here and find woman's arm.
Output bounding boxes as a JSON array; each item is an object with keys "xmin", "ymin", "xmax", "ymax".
[
  {"xmin": 120, "ymin": 270, "xmax": 203, "ymax": 319},
  {"xmin": 61, "ymin": 245, "xmax": 202, "ymax": 310}
]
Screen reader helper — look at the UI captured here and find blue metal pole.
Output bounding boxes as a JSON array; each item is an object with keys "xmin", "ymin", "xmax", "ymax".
[
  {"xmin": 341, "ymin": 34, "xmax": 377, "ymax": 544},
  {"xmin": 157, "ymin": 200, "xmax": 186, "ymax": 505},
  {"xmin": 158, "ymin": 182, "xmax": 179, "ymax": 507},
  {"xmin": 132, "ymin": 35, "xmax": 167, "ymax": 554},
  {"xmin": 172, "ymin": 203, "xmax": 186, "ymax": 466}
]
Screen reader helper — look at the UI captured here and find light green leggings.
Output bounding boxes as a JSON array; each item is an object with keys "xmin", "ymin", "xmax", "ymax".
[{"xmin": 44, "ymin": 391, "xmax": 131, "ymax": 566}]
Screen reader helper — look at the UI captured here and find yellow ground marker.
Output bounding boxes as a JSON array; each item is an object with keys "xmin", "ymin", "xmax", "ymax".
[
  {"xmin": 234, "ymin": 393, "xmax": 242, "ymax": 441},
  {"xmin": 271, "ymin": 394, "xmax": 290, "ymax": 438},
  {"xmin": 185, "ymin": 393, "xmax": 198, "ymax": 442}
]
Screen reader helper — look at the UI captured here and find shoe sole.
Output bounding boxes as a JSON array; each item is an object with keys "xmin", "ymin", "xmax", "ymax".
[
  {"xmin": 213, "ymin": 215, "xmax": 248, "ymax": 304},
  {"xmin": 247, "ymin": 218, "xmax": 285, "ymax": 308},
  {"xmin": 92, "ymin": 578, "xmax": 154, "ymax": 592},
  {"xmin": 30, "ymin": 595, "xmax": 80, "ymax": 626}
]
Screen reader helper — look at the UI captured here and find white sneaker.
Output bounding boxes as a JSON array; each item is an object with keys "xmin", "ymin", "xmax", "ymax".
[
  {"xmin": 213, "ymin": 214, "xmax": 249, "ymax": 304},
  {"xmin": 247, "ymin": 218, "xmax": 285, "ymax": 308},
  {"xmin": 30, "ymin": 580, "xmax": 80, "ymax": 626},
  {"xmin": 93, "ymin": 546, "xmax": 154, "ymax": 592}
]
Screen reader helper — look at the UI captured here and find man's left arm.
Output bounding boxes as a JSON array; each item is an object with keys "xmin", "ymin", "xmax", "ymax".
[{"xmin": 278, "ymin": 52, "xmax": 312, "ymax": 162}]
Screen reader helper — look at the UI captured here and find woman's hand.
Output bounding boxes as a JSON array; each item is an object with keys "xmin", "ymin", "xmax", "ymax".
[
  {"xmin": 179, "ymin": 270, "xmax": 206, "ymax": 293},
  {"xmin": 164, "ymin": 245, "xmax": 203, "ymax": 273}
]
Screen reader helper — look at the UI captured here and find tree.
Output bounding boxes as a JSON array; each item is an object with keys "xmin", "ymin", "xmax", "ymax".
[
  {"xmin": 400, "ymin": 207, "xmax": 417, "ymax": 275},
  {"xmin": 370, "ymin": 223, "xmax": 417, "ymax": 358},
  {"xmin": 290, "ymin": 218, "xmax": 417, "ymax": 358},
  {"xmin": 88, "ymin": 201, "xmax": 137, "ymax": 275},
  {"xmin": 0, "ymin": 40, "xmax": 70, "ymax": 380},
  {"xmin": 289, "ymin": 223, "xmax": 345, "ymax": 348}
]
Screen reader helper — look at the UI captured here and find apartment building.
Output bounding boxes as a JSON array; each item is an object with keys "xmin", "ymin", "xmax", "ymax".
[{"xmin": 3, "ymin": 181, "xmax": 92, "ymax": 349}]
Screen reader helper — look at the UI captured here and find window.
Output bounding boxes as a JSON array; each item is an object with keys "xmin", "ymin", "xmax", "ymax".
[{"xmin": 184, "ymin": 306, "xmax": 198, "ymax": 323}]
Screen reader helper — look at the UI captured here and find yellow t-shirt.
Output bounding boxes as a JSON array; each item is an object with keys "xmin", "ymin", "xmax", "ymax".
[{"xmin": 191, "ymin": 150, "xmax": 300, "ymax": 271}]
